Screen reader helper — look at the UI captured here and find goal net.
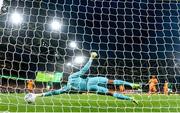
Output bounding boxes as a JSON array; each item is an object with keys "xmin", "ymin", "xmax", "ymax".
[{"xmin": 0, "ymin": 0, "xmax": 180, "ymax": 112}]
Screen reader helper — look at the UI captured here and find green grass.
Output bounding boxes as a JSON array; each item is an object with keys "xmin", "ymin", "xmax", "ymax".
[{"xmin": 0, "ymin": 93, "xmax": 180, "ymax": 112}]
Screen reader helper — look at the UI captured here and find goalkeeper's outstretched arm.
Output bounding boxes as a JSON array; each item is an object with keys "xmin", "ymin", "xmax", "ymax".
[
  {"xmin": 69, "ymin": 52, "xmax": 97, "ymax": 78},
  {"xmin": 35, "ymin": 86, "xmax": 69, "ymax": 97}
]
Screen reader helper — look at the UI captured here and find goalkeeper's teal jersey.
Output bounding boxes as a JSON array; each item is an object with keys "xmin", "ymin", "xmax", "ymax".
[
  {"xmin": 66, "ymin": 59, "xmax": 93, "ymax": 91},
  {"xmin": 43, "ymin": 57, "xmax": 133, "ymax": 97}
]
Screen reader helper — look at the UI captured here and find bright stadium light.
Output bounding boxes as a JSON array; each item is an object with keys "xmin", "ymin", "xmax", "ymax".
[
  {"xmin": 50, "ymin": 20, "xmax": 62, "ymax": 31},
  {"xmin": 66, "ymin": 62, "xmax": 80, "ymax": 69},
  {"xmin": 0, "ymin": 0, "xmax": 3, "ymax": 8},
  {"xmin": 10, "ymin": 12, "xmax": 23, "ymax": 24},
  {"xmin": 67, "ymin": 62, "xmax": 73, "ymax": 66},
  {"xmin": 0, "ymin": 0, "xmax": 3, "ymax": 13},
  {"xmin": 74, "ymin": 56, "xmax": 85, "ymax": 64},
  {"xmin": 69, "ymin": 41, "xmax": 78, "ymax": 49}
]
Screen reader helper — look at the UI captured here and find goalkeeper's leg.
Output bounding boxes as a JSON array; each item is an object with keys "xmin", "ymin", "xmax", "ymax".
[
  {"xmin": 110, "ymin": 91, "xmax": 138, "ymax": 105},
  {"xmin": 87, "ymin": 85, "xmax": 138, "ymax": 105},
  {"xmin": 108, "ymin": 79, "xmax": 141, "ymax": 89},
  {"xmin": 88, "ymin": 77, "xmax": 140, "ymax": 89}
]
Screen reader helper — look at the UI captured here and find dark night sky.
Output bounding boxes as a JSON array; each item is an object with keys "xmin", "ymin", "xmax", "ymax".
[{"xmin": 0, "ymin": 0, "xmax": 180, "ymax": 82}]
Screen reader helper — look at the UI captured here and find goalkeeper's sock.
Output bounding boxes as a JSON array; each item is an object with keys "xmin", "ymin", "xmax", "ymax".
[
  {"xmin": 113, "ymin": 92, "xmax": 131, "ymax": 100},
  {"xmin": 113, "ymin": 80, "xmax": 133, "ymax": 87},
  {"xmin": 113, "ymin": 93, "xmax": 139, "ymax": 105}
]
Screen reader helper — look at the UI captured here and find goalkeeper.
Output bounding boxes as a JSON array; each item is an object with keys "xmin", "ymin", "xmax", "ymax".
[{"xmin": 35, "ymin": 52, "xmax": 140, "ymax": 104}]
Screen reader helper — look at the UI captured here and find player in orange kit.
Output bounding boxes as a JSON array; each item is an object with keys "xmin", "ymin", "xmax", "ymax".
[
  {"xmin": 119, "ymin": 85, "xmax": 125, "ymax": 93},
  {"xmin": 148, "ymin": 75, "xmax": 158, "ymax": 95},
  {"xmin": 27, "ymin": 80, "xmax": 34, "ymax": 93},
  {"xmin": 163, "ymin": 80, "xmax": 168, "ymax": 95}
]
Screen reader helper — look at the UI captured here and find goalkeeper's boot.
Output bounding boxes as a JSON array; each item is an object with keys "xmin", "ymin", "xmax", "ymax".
[
  {"xmin": 132, "ymin": 83, "xmax": 141, "ymax": 90},
  {"xmin": 130, "ymin": 97, "xmax": 139, "ymax": 105}
]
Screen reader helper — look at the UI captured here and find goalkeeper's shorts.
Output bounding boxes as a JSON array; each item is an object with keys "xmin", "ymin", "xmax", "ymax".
[{"xmin": 87, "ymin": 77, "xmax": 109, "ymax": 94}]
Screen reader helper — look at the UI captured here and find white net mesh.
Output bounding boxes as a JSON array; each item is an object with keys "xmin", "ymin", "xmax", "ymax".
[{"xmin": 0, "ymin": 0, "xmax": 180, "ymax": 112}]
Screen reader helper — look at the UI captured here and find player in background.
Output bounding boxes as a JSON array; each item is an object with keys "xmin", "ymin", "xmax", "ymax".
[
  {"xmin": 148, "ymin": 75, "xmax": 158, "ymax": 95},
  {"xmin": 119, "ymin": 85, "xmax": 125, "ymax": 93},
  {"xmin": 34, "ymin": 52, "xmax": 140, "ymax": 104},
  {"xmin": 27, "ymin": 80, "xmax": 35, "ymax": 93},
  {"xmin": 163, "ymin": 80, "xmax": 168, "ymax": 95},
  {"xmin": 164, "ymin": 80, "xmax": 173, "ymax": 95}
]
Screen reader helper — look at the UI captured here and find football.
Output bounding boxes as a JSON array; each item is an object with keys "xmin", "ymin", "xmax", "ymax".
[{"xmin": 24, "ymin": 93, "xmax": 36, "ymax": 103}]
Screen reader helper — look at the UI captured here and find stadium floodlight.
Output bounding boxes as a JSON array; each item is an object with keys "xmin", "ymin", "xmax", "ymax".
[
  {"xmin": 10, "ymin": 12, "xmax": 23, "ymax": 24},
  {"xmin": 67, "ymin": 62, "xmax": 73, "ymax": 66},
  {"xmin": 0, "ymin": 0, "xmax": 3, "ymax": 14},
  {"xmin": 50, "ymin": 20, "xmax": 62, "ymax": 31},
  {"xmin": 0, "ymin": 0, "xmax": 3, "ymax": 9},
  {"xmin": 74, "ymin": 56, "xmax": 85, "ymax": 64},
  {"xmin": 66, "ymin": 62, "xmax": 80, "ymax": 69},
  {"xmin": 69, "ymin": 41, "xmax": 78, "ymax": 49}
]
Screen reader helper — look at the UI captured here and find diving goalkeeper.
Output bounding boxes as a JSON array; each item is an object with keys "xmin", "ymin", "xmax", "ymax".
[{"xmin": 34, "ymin": 52, "xmax": 140, "ymax": 104}]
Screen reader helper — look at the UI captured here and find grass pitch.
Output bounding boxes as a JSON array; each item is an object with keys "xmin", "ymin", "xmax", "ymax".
[{"xmin": 0, "ymin": 93, "xmax": 180, "ymax": 112}]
